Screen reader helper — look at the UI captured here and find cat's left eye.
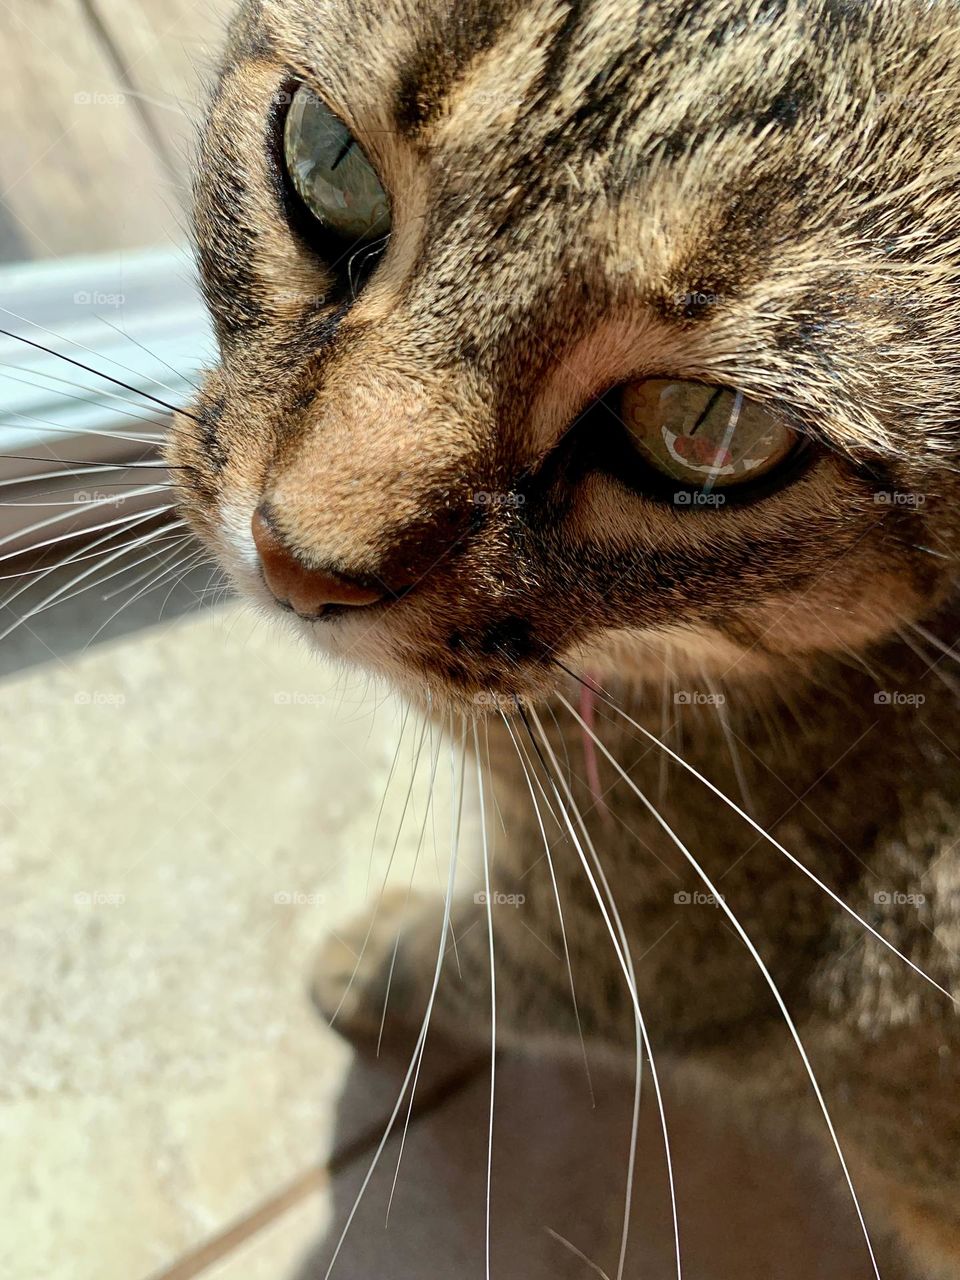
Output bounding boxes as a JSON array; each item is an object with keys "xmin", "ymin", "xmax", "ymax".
[
  {"xmin": 621, "ymin": 379, "xmax": 798, "ymax": 492},
  {"xmin": 283, "ymin": 85, "xmax": 391, "ymax": 244}
]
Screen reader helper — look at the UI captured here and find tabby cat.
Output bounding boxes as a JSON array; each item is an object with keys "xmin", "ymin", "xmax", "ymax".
[{"xmin": 169, "ymin": 0, "xmax": 960, "ymax": 1274}]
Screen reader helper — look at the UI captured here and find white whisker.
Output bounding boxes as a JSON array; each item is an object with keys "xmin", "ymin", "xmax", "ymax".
[
  {"xmin": 528, "ymin": 708, "xmax": 671, "ymax": 1280},
  {"xmin": 473, "ymin": 719, "xmax": 497, "ymax": 1280},
  {"xmin": 321, "ymin": 730, "xmax": 465, "ymax": 1280},
  {"xmin": 501, "ymin": 711, "xmax": 595, "ymax": 1106},
  {"xmin": 559, "ymin": 693, "xmax": 882, "ymax": 1280},
  {"xmin": 558, "ymin": 673, "xmax": 958, "ymax": 1007},
  {"xmin": 386, "ymin": 716, "xmax": 467, "ymax": 1217}
]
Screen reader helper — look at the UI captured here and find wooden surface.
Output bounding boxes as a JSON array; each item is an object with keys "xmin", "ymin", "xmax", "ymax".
[{"xmin": 0, "ymin": 0, "xmax": 235, "ymax": 263}]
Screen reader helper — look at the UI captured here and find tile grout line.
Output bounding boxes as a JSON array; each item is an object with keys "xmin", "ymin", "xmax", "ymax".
[{"xmin": 145, "ymin": 1054, "xmax": 488, "ymax": 1280}]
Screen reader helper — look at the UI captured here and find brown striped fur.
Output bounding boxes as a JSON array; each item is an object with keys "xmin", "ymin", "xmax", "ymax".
[{"xmin": 171, "ymin": 1, "xmax": 960, "ymax": 1273}]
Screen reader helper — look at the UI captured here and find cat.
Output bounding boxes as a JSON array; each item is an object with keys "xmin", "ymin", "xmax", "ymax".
[{"xmin": 168, "ymin": 0, "xmax": 960, "ymax": 1275}]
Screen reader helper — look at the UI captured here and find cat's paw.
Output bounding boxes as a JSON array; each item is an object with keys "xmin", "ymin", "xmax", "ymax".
[{"xmin": 310, "ymin": 888, "xmax": 442, "ymax": 1057}]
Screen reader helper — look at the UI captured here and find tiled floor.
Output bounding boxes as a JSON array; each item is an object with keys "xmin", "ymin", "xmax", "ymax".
[{"xmin": 0, "ymin": 601, "xmax": 876, "ymax": 1280}]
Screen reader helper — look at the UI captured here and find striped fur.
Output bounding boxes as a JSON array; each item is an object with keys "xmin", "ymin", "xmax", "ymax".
[{"xmin": 172, "ymin": 2, "xmax": 960, "ymax": 1274}]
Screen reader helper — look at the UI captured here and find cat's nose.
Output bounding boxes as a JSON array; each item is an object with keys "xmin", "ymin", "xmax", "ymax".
[{"xmin": 251, "ymin": 508, "xmax": 385, "ymax": 616}]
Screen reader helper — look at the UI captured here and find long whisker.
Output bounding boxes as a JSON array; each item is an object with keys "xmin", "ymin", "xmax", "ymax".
[
  {"xmin": 0, "ymin": 327, "xmax": 203, "ymax": 425},
  {"xmin": 321, "ymin": 730, "xmax": 465, "ymax": 1280},
  {"xmin": 326, "ymin": 717, "xmax": 431, "ymax": 1026},
  {"xmin": 0, "ymin": 455, "xmax": 182, "ymax": 470},
  {"xmin": 0, "ymin": 365, "xmax": 170, "ymax": 428},
  {"xmin": 377, "ymin": 716, "xmax": 443, "ymax": 1059},
  {"xmin": 95, "ymin": 314, "xmax": 201, "ymax": 393},
  {"xmin": 526, "ymin": 707, "xmax": 667, "ymax": 1280},
  {"xmin": 472, "ymin": 719, "xmax": 497, "ymax": 1280},
  {"xmin": 0, "ymin": 305, "xmax": 196, "ymax": 405},
  {"xmin": 556, "ymin": 662, "xmax": 958, "ymax": 1007},
  {"xmin": 0, "ymin": 506, "xmax": 177, "ymax": 611},
  {"xmin": 500, "ymin": 710, "xmax": 595, "ymax": 1105},
  {"xmin": 82, "ymin": 538, "xmax": 198, "ymax": 650},
  {"xmin": 1, "ymin": 409, "xmax": 162, "ymax": 446},
  {"xmin": 559, "ymin": 693, "xmax": 882, "ymax": 1280},
  {"xmin": 0, "ymin": 492, "xmax": 177, "ymax": 564},
  {"xmin": 366, "ymin": 704, "xmax": 411, "ymax": 894},
  {"xmin": 34, "ymin": 532, "xmax": 191, "ymax": 625},
  {"xmin": 386, "ymin": 717, "xmax": 467, "ymax": 1216},
  {"xmin": 0, "ymin": 518, "xmax": 187, "ymax": 643}
]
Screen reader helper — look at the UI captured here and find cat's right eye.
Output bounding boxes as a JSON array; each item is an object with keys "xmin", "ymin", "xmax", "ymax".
[
  {"xmin": 282, "ymin": 85, "xmax": 391, "ymax": 244},
  {"xmin": 621, "ymin": 378, "xmax": 798, "ymax": 492}
]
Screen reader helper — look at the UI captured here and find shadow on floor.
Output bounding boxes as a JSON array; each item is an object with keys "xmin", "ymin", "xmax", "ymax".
[{"xmin": 289, "ymin": 1042, "xmax": 880, "ymax": 1280}]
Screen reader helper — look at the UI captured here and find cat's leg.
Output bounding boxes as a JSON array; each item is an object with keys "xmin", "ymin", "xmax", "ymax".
[{"xmin": 310, "ymin": 873, "xmax": 626, "ymax": 1059}]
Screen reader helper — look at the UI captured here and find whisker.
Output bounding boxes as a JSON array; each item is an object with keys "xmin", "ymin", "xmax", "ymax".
[
  {"xmin": 0, "ymin": 491, "xmax": 177, "ymax": 564},
  {"xmin": 321, "ymin": 729, "xmax": 465, "ymax": 1280},
  {"xmin": 526, "ymin": 707, "xmax": 672, "ymax": 1280},
  {"xmin": 472, "ymin": 720, "xmax": 497, "ymax": 1280},
  {"xmin": 386, "ymin": 717, "xmax": 467, "ymax": 1216},
  {"xmin": 377, "ymin": 717, "xmax": 443, "ymax": 1060},
  {"xmin": 0, "ymin": 518, "xmax": 187, "ymax": 643},
  {"xmin": 367, "ymin": 704, "xmax": 411, "ymax": 895},
  {"xmin": 555, "ymin": 662, "xmax": 958, "ymax": 1007},
  {"xmin": 0, "ymin": 466, "xmax": 172, "ymax": 491},
  {"xmin": 94, "ymin": 314, "xmax": 201, "ymax": 394},
  {"xmin": 0, "ymin": 365, "xmax": 170, "ymax": 428},
  {"xmin": 326, "ymin": 718, "xmax": 431, "ymax": 1027},
  {"xmin": 545, "ymin": 1228, "xmax": 613, "ymax": 1280},
  {"xmin": 33, "ymin": 533, "xmax": 191, "ymax": 626},
  {"xmin": 0, "ymin": 305, "xmax": 196, "ymax": 405},
  {"xmin": 0, "ymin": 327, "xmax": 203, "ymax": 425},
  {"xmin": 558, "ymin": 693, "xmax": 882, "ymax": 1280},
  {"xmin": 1, "ymin": 409, "xmax": 162, "ymax": 446},
  {"xmin": 0, "ymin": 484, "xmax": 173, "ymax": 507},
  {"xmin": 155, "ymin": 547, "xmax": 211, "ymax": 621},
  {"xmin": 0, "ymin": 512, "xmax": 174, "ymax": 597},
  {"xmin": 0, "ymin": 455, "xmax": 184, "ymax": 470},
  {"xmin": 500, "ymin": 710, "xmax": 595, "ymax": 1105}
]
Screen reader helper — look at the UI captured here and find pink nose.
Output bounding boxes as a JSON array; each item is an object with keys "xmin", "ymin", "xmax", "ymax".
[{"xmin": 251, "ymin": 509, "xmax": 384, "ymax": 616}]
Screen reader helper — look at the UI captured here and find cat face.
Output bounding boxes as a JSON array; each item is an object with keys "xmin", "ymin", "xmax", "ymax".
[{"xmin": 171, "ymin": 0, "xmax": 960, "ymax": 708}]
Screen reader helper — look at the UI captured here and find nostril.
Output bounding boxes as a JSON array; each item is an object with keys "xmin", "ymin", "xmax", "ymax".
[{"xmin": 251, "ymin": 508, "xmax": 385, "ymax": 617}]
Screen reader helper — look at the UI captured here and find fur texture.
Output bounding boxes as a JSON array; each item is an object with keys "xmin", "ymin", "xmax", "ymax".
[{"xmin": 171, "ymin": 1, "xmax": 960, "ymax": 1274}]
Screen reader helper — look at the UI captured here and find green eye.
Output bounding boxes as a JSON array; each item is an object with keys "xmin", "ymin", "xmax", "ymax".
[
  {"xmin": 283, "ymin": 85, "xmax": 391, "ymax": 243},
  {"xmin": 621, "ymin": 379, "xmax": 797, "ymax": 491}
]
